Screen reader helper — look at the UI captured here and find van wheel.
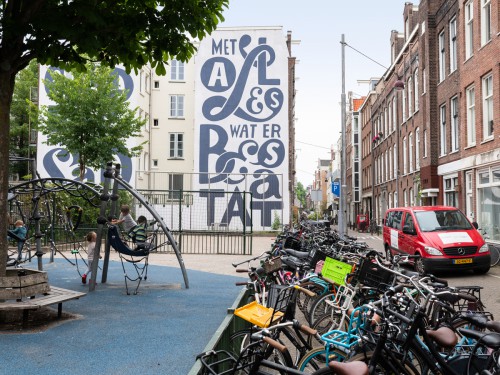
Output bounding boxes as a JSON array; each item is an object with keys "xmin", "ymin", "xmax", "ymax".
[
  {"xmin": 473, "ymin": 267, "xmax": 490, "ymax": 275},
  {"xmin": 385, "ymin": 246, "xmax": 393, "ymax": 263},
  {"xmin": 415, "ymin": 257, "xmax": 427, "ymax": 274}
]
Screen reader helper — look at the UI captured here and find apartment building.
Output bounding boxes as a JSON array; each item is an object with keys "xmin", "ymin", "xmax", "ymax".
[{"xmin": 349, "ymin": 0, "xmax": 499, "ymax": 241}]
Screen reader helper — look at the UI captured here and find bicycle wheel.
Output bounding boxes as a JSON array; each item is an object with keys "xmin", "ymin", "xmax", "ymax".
[
  {"xmin": 308, "ymin": 290, "xmax": 340, "ymax": 326},
  {"xmin": 307, "ymin": 313, "xmax": 348, "ymax": 348},
  {"xmin": 230, "ymin": 330, "xmax": 294, "ymax": 375},
  {"xmin": 490, "ymin": 244, "xmax": 500, "ymax": 267},
  {"xmin": 297, "ymin": 347, "xmax": 348, "ymax": 373}
]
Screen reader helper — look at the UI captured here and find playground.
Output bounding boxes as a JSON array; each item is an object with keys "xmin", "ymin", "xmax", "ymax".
[{"xmin": 0, "ymin": 254, "xmax": 248, "ymax": 375}]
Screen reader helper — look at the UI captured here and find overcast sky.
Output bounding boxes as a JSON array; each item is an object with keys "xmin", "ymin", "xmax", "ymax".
[{"xmin": 220, "ymin": 0, "xmax": 414, "ymax": 186}]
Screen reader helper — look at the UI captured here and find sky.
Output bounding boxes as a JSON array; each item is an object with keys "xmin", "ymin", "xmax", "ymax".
[{"xmin": 219, "ymin": 0, "xmax": 415, "ymax": 187}]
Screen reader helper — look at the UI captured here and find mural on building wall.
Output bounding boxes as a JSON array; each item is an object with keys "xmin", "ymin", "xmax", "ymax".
[
  {"xmin": 195, "ymin": 28, "xmax": 290, "ymax": 229},
  {"xmin": 37, "ymin": 65, "xmax": 135, "ymax": 184}
]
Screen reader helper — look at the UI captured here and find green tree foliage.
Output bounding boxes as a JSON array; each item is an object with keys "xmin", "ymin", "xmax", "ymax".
[
  {"xmin": 39, "ymin": 63, "xmax": 146, "ymax": 181},
  {"xmin": 0, "ymin": 0, "xmax": 228, "ymax": 275},
  {"xmin": 10, "ymin": 61, "xmax": 39, "ymax": 180},
  {"xmin": 295, "ymin": 182, "xmax": 307, "ymax": 208}
]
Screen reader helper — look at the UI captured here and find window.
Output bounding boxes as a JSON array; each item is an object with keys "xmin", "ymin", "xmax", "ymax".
[
  {"xmin": 440, "ymin": 104, "xmax": 447, "ymax": 155},
  {"xmin": 444, "ymin": 176, "xmax": 458, "ymax": 207},
  {"xmin": 404, "ymin": 189, "xmax": 408, "ymax": 207},
  {"xmin": 170, "ymin": 95, "xmax": 184, "ymax": 117},
  {"xmin": 451, "ymin": 96, "xmax": 459, "ymax": 152},
  {"xmin": 154, "ymin": 80, "xmax": 160, "ymax": 89},
  {"xmin": 415, "ymin": 128, "xmax": 420, "ymax": 170},
  {"xmin": 482, "ymin": 74, "xmax": 493, "ymax": 139},
  {"xmin": 389, "ymin": 147, "xmax": 392, "ymax": 179},
  {"xmin": 414, "ymin": 69, "xmax": 419, "ymax": 111},
  {"xmin": 438, "ymin": 31, "xmax": 446, "ymax": 82},
  {"xmin": 153, "ymin": 118, "xmax": 159, "ymax": 127},
  {"xmin": 169, "ymin": 133, "xmax": 183, "ymax": 158},
  {"xmin": 170, "ymin": 59, "xmax": 185, "ymax": 81},
  {"xmin": 466, "ymin": 86, "xmax": 476, "ymax": 146},
  {"xmin": 477, "ymin": 167, "xmax": 500, "ymax": 242},
  {"xmin": 481, "ymin": 0, "xmax": 491, "ymax": 46},
  {"xmin": 422, "ymin": 68, "xmax": 426, "ymax": 94},
  {"xmin": 152, "ymin": 159, "xmax": 158, "ymax": 168},
  {"xmin": 403, "ymin": 136, "xmax": 407, "ymax": 174},
  {"xmin": 168, "ymin": 174, "xmax": 183, "ymax": 199},
  {"xmin": 392, "ymin": 97, "xmax": 397, "ymax": 132},
  {"xmin": 465, "ymin": 1, "xmax": 474, "ymax": 59},
  {"xmin": 423, "ymin": 129, "xmax": 428, "ymax": 157},
  {"xmin": 145, "ymin": 73, "xmax": 150, "ymax": 93},
  {"xmin": 393, "ymin": 146, "xmax": 397, "ymax": 179},
  {"xmin": 408, "ymin": 76, "xmax": 413, "ymax": 115},
  {"xmin": 402, "ymin": 84, "xmax": 407, "ymax": 122},
  {"xmin": 409, "ymin": 187, "xmax": 414, "ymax": 207},
  {"xmin": 409, "ymin": 132, "xmax": 413, "ymax": 173},
  {"xmin": 449, "ymin": 17, "xmax": 457, "ymax": 72}
]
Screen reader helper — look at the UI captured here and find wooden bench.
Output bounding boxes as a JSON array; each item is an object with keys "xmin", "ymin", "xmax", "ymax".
[{"xmin": 0, "ymin": 286, "xmax": 86, "ymax": 324}]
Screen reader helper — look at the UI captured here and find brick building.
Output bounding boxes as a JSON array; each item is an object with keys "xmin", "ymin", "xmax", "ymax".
[{"xmin": 352, "ymin": 0, "xmax": 499, "ymax": 242}]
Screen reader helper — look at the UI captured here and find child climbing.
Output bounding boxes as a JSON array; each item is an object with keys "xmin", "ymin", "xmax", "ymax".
[
  {"xmin": 9, "ymin": 219, "xmax": 27, "ymax": 261},
  {"xmin": 112, "ymin": 205, "xmax": 137, "ymax": 236},
  {"xmin": 81, "ymin": 231, "xmax": 97, "ymax": 284}
]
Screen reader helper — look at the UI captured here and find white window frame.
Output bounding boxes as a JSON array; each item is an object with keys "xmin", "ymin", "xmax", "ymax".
[
  {"xmin": 392, "ymin": 97, "xmax": 397, "ymax": 132},
  {"xmin": 466, "ymin": 85, "xmax": 476, "ymax": 146},
  {"xmin": 152, "ymin": 159, "xmax": 158, "ymax": 168},
  {"xmin": 409, "ymin": 132, "xmax": 413, "ymax": 173},
  {"xmin": 414, "ymin": 69, "xmax": 419, "ymax": 111},
  {"xmin": 438, "ymin": 31, "xmax": 446, "ymax": 82},
  {"xmin": 482, "ymin": 74, "xmax": 493, "ymax": 139},
  {"xmin": 451, "ymin": 96, "xmax": 459, "ymax": 152},
  {"xmin": 408, "ymin": 76, "xmax": 413, "ymax": 115},
  {"xmin": 169, "ymin": 133, "xmax": 184, "ymax": 158},
  {"xmin": 153, "ymin": 118, "xmax": 159, "ymax": 127},
  {"xmin": 402, "ymin": 84, "xmax": 407, "ymax": 122},
  {"xmin": 424, "ymin": 129, "xmax": 428, "ymax": 158},
  {"xmin": 422, "ymin": 68, "xmax": 426, "ymax": 94},
  {"xmin": 449, "ymin": 17, "xmax": 457, "ymax": 72},
  {"xmin": 393, "ymin": 145, "xmax": 397, "ymax": 179},
  {"xmin": 415, "ymin": 128, "xmax": 420, "ymax": 170},
  {"xmin": 170, "ymin": 95, "xmax": 184, "ymax": 118},
  {"xmin": 440, "ymin": 104, "xmax": 447, "ymax": 156},
  {"xmin": 170, "ymin": 59, "xmax": 185, "ymax": 81},
  {"xmin": 481, "ymin": 0, "xmax": 491, "ymax": 46},
  {"xmin": 465, "ymin": 1, "xmax": 474, "ymax": 59},
  {"xmin": 153, "ymin": 80, "xmax": 160, "ymax": 89},
  {"xmin": 403, "ymin": 136, "xmax": 407, "ymax": 174}
]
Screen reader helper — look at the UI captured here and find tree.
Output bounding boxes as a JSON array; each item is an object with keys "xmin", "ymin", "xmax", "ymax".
[
  {"xmin": 295, "ymin": 182, "xmax": 307, "ymax": 208},
  {"xmin": 10, "ymin": 60, "xmax": 39, "ymax": 180},
  {"xmin": 0, "ymin": 0, "xmax": 228, "ymax": 276},
  {"xmin": 39, "ymin": 63, "xmax": 146, "ymax": 181}
]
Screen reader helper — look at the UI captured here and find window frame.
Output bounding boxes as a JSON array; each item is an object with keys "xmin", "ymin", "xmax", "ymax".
[
  {"xmin": 438, "ymin": 31, "xmax": 446, "ymax": 82},
  {"xmin": 449, "ymin": 17, "xmax": 457, "ymax": 72},
  {"xmin": 466, "ymin": 85, "xmax": 476, "ymax": 146},
  {"xmin": 482, "ymin": 73, "xmax": 493, "ymax": 139},
  {"xmin": 169, "ymin": 132, "xmax": 184, "ymax": 159},
  {"xmin": 170, "ymin": 95, "xmax": 185, "ymax": 118},
  {"xmin": 465, "ymin": 0, "xmax": 474, "ymax": 59}
]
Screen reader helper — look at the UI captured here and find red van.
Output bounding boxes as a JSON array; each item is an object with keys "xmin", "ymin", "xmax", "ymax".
[{"xmin": 383, "ymin": 206, "xmax": 490, "ymax": 274}]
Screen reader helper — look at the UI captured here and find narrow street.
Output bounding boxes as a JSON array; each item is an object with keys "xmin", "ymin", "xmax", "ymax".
[{"xmin": 342, "ymin": 227, "xmax": 500, "ymax": 320}]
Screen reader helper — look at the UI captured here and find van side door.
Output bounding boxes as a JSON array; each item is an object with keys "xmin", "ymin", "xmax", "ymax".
[{"xmin": 400, "ymin": 212, "xmax": 417, "ymax": 256}]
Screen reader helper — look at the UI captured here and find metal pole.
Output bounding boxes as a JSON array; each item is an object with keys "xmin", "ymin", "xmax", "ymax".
[{"xmin": 339, "ymin": 34, "xmax": 347, "ymax": 236}]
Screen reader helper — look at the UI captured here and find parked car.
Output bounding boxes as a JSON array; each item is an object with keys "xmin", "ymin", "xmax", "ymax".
[{"xmin": 382, "ymin": 206, "xmax": 490, "ymax": 274}]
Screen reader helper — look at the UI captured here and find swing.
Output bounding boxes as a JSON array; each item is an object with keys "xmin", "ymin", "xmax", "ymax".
[{"xmin": 107, "ymin": 225, "xmax": 151, "ymax": 295}]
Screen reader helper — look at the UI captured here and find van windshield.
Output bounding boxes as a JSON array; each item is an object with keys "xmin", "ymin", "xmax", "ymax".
[{"xmin": 415, "ymin": 210, "xmax": 473, "ymax": 232}]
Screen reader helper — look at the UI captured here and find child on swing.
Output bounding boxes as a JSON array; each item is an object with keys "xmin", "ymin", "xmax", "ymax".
[{"xmin": 81, "ymin": 231, "xmax": 97, "ymax": 284}]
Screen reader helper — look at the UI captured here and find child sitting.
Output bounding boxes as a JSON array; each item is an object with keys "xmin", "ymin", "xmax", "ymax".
[{"xmin": 129, "ymin": 216, "xmax": 148, "ymax": 247}]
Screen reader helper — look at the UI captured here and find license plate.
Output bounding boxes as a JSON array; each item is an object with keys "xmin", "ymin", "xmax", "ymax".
[{"xmin": 453, "ymin": 258, "xmax": 473, "ymax": 264}]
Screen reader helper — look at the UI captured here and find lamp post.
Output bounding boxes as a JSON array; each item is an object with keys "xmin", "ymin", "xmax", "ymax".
[{"xmin": 339, "ymin": 34, "xmax": 347, "ymax": 236}]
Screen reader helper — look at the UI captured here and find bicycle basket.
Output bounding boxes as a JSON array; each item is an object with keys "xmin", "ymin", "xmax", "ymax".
[
  {"xmin": 321, "ymin": 257, "xmax": 353, "ymax": 286},
  {"xmin": 197, "ymin": 350, "xmax": 237, "ymax": 375},
  {"xmin": 267, "ymin": 284, "xmax": 294, "ymax": 313},
  {"xmin": 234, "ymin": 301, "xmax": 284, "ymax": 328},
  {"xmin": 355, "ymin": 258, "xmax": 394, "ymax": 290},
  {"xmin": 263, "ymin": 256, "xmax": 282, "ymax": 274}
]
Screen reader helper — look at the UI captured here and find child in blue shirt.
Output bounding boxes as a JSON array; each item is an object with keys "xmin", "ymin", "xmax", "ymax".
[{"xmin": 9, "ymin": 220, "xmax": 27, "ymax": 261}]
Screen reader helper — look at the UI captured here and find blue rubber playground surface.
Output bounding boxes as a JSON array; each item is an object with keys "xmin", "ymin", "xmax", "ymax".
[{"xmin": 0, "ymin": 257, "xmax": 245, "ymax": 375}]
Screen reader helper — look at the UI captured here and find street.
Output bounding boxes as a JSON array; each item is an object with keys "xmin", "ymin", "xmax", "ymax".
[{"xmin": 347, "ymin": 228, "xmax": 500, "ymax": 320}]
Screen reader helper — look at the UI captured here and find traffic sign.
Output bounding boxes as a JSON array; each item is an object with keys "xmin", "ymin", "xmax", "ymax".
[{"xmin": 332, "ymin": 181, "xmax": 340, "ymax": 197}]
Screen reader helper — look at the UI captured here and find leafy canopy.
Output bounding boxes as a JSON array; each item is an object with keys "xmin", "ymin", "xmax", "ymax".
[{"xmin": 38, "ymin": 63, "xmax": 146, "ymax": 180}]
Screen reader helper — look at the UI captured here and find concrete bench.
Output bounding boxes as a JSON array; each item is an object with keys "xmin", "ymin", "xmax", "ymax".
[{"xmin": 0, "ymin": 286, "xmax": 86, "ymax": 324}]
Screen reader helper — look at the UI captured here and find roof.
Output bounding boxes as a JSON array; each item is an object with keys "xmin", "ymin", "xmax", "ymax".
[{"xmin": 352, "ymin": 97, "xmax": 366, "ymax": 111}]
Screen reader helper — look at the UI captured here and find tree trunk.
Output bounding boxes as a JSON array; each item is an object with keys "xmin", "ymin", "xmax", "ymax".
[{"xmin": 0, "ymin": 71, "xmax": 16, "ymax": 277}]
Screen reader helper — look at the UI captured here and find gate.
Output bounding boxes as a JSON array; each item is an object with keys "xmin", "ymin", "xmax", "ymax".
[{"xmin": 134, "ymin": 190, "xmax": 253, "ymax": 255}]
